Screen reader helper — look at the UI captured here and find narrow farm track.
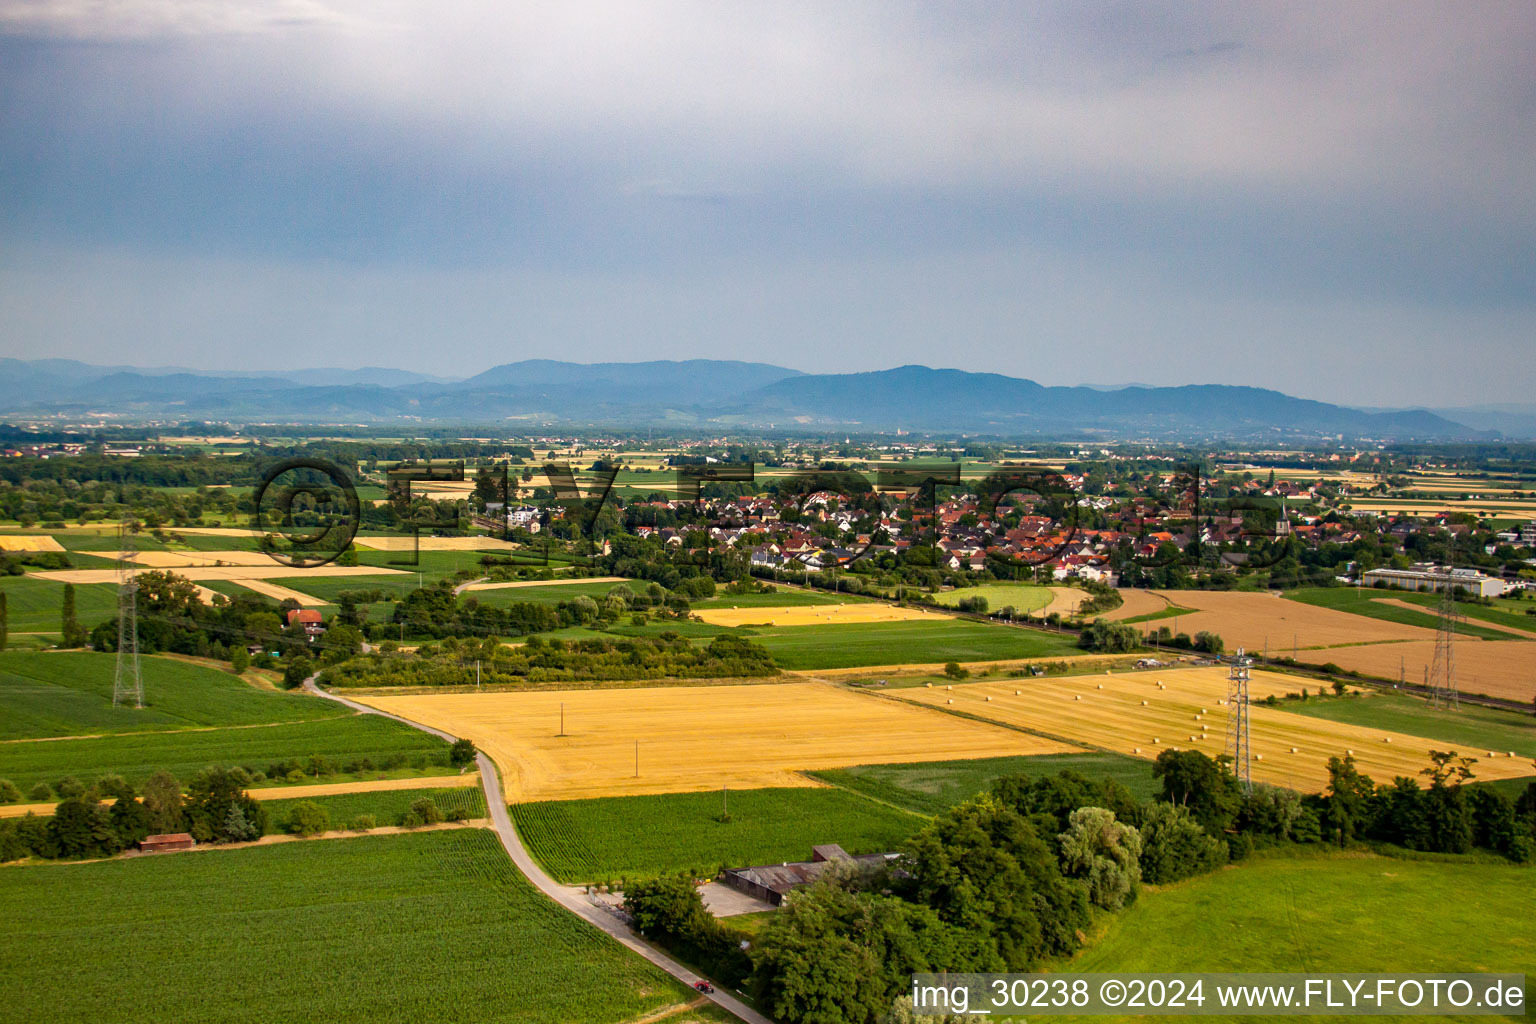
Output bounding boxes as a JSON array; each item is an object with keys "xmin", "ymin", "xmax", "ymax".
[{"xmin": 303, "ymin": 677, "xmax": 774, "ymax": 1024}]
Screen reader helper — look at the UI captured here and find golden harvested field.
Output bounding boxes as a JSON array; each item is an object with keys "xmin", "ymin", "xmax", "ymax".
[
  {"xmin": 894, "ymin": 667, "xmax": 1536, "ymax": 793},
  {"xmin": 1344, "ymin": 499, "xmax": 1536, "ymax": 517},
  {"xmin": 29, "ymin": 565, "xmax": 406, "ymax": 584},
  {"xmin": 354, "ymin": 681, "xmax": 1081, "ymax": 801},
  {"xmin": 1104, "ymin": 589, "xmax": 1175, "ymax": 621},
  {"xmin": 350, "ymin": 535, "xmax": 520, "ymax": 551},
  {"xmin": 461, "ymin": 576, "xmax": 628, "ymax": 592},
  {"xmin": 131, "ymin": 549, "xmax": 282, "ymax": 567},
  {"xmin": 232, "ymin": 579, "xmax": 328, "ymax": 606},
  {"xmin": 1296, "ymin": 640, "xmax": 1536, "ymax": 703},
  {"xmin": 1123, "ymin": 590, "xmax": 1438, "ymax": 651},
  {"xmin": 0, "ymin": 535, "xmax": 64, "ymax": 552},
  {"xmin": 1044, "ymin": 587, "xmax": 1091, "ymax": 614},
  {"xmin": 693, "ymin": 603, "xmax": 955, "ymax": 628}
]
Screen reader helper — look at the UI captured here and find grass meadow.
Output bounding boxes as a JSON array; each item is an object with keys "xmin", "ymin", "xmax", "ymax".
[
  {"xmin": 260, "ymin": 784, "xmax": 487, "ymax": 832},
  {"xmin": 1041, "ymin": 851, "xmax": 1533, "ymax": 1024},
  {"xmin": 0, "ymin": 576, "xmax": 119, "ymax": 643},
  {"xmin": 0, "ymin": 829, "xmax": 697, "ymax": 1024},
  {"xmin": 1285, "ymin": 588, "xmax": 1519, "ymax": 642},
  {"xmin": 1278, "ymin": 691, "xmax": 1536, "ymax": 760},
  {"xmin": 512, "ymin": 786, "xmax": 924, "ymax": 883},
  {"xmin": 809, "ymin": 751, "xmax": 1163, "ymax": 816},
  {"xmin": 928, "ymin": 583, "xmax": 1056, "ymax": 614},
  {"xmin": 0, "ymin": 651, "xmax": 347, "ymax": 740}
]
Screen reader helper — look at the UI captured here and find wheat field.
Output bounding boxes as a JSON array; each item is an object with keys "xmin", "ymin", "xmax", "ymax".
[{"xmin": 353, "ymin": 681, "xmax": 1080, "ymax": 802}]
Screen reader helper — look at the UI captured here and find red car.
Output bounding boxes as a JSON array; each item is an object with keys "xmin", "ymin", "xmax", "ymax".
[{"xmin": 693, "ymin": 981, "xmax": 715, "ymax": 994}]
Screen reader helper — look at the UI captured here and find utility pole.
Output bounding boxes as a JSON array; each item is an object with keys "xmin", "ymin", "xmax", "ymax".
[
  {"xmin": 634, "ymin": 739, "xmax": 639, "ymax": 778},
  {"xmin": 559, "ymin": 702, "xmax": 565, "ymax": 737},
  {"xmin": 722, "ymin": 783, "xmax": 728, "ymax": 819},
  {"xmin": 475, "ymin": 659, "xmax": 480, "ymax": 689},
  {"xmin": 112, "ymin": 516, "xmax": 143, "ymax": 709}
]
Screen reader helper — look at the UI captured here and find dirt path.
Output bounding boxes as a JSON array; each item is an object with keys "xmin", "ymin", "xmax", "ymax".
[
  {"xmin": 304, "ymin": 678, "xmax": 772, "ymax": 1024},
  {"xmin": 621, "ymin": 998, "xmax": 712, "ymax": 1024}
]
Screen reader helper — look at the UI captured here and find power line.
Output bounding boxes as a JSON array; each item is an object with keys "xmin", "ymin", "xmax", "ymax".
[{"xmin": 112, "ymin": 516, "xmax": 143, "ymax": 709}]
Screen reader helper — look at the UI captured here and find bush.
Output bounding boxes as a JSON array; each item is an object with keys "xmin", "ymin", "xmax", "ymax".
[
  {"xmin": 230, "ymin": 647, "xmax": 250, "ymax": 674},
  {"xmin": 1057, "ymin": 807, "xmax": 1141, "ymax": 910},
  {"xmin": 283, "ymin": 800, "xmax": 332, "ymax": 837},
  {"xmin": 1138, "ymin": 803, "xmax": 1227, "ymax": 884},
  {"xmin": 0, "ymin": 779, "xmax": 21, "ymax": 804},
  {"xmin": 407, "ymin": 797, "xmax": 443, "ymax": 826},
  {"xmin": 943, "ymin": 661, "xmax": 969, "ymax": 681},
  {"xmin": 348, "ymin": 814, "xmax": 377, "ymax": 831},
  {"xmin": 27, "ymin": 783, "xmax": 51, "ymax": 802},
  {"xmin": 449, "ymin": 738, "xmax": 477, "ymax": 769},
  {"xmin": 1079, "ymin": 619, "xmax": 1140, "ymax": 653},
  {"xmin": 54, "ymin": 777, "xmax": 86, "ymax": 799}
]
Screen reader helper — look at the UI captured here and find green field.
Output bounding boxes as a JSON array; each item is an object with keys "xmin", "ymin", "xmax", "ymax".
[
  {"xmin": 1285, "ymin": 588, "xmax": 1520, "ymax": 642},
  {"xmin": 0, "ymin": 576, "xmax": 119, "ymax": 641},
  {"xmin": 260, "ymin": 784, "xmax": 487, "ymax": 832},
  {"xmin": 512, "ymin": 787, "xmax": 924, "ymax": 884},
  {"xmin": 750, "ymin": 618, "xmax": 1083, "ymax": 669},
  {"xmin": 1279, "ymin": 691, "xmax": 1536, "ymax": 760},
  {"xmin": 1385, "ymin": 592, "xmax": 1536, "ymax": 636},
  {"xmin": 1040, "ymin": 852, "xmax": 1533, "ymax": 1024},
  {"xmin": 0, "ymin": 713, "xmax": 449, "ymax": 791},
  {"xmin": 691, "ymin": 586, "xmax": 861, "ymax": 609},
  {"xmin": 809, "ymin": 752, "xmax": 1163, "ymax": 816},
  {"xmin": 928, "ymin": 583, "xmax": 1056, "ymax": 614},
  {"xmin": 462, "ymin": 579, "xmax": 645, "ymax": 608},
  {"xmin": 0, "ymin": 829, "xmax": 699, "ymax": 1024},
  {"xmin": 0, "ymin": 652, "xmax": 348, "ymax": 740}
]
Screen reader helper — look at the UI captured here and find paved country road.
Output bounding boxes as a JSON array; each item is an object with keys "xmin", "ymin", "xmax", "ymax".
[{"xmin": 304, "ymin": 677, "xmax": 774, "ymax": 1024}]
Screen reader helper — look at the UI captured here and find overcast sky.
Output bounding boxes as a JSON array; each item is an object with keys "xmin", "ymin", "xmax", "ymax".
[{"xmin": 2, "ymin": 1, "xmax": 1533, "ymax": 407}]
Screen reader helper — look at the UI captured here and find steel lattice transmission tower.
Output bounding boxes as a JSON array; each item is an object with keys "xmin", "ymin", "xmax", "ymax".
[
  {"xmin": 1428, "ymin": 567, "xmax": 1459, "ymax": 710},
  {"xmin": 112, "ymin": 517, "xmax": 143, "ymax": 709},
  {"xmin": 1225, "ymin": 649, "xmax": 1252, "ymax": 794}
]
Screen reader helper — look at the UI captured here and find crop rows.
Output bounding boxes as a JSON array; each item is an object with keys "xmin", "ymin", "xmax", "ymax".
[
  {"xmin": 0, "ymin": 829, "xmax": 693, "ymax": 1024},
  {"xmin": 512, "ymin": 786, "xmax": 924, "ymax": 884}
]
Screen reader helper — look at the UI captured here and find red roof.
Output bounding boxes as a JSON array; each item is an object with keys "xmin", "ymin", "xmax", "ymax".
[{"xmin": 287, "ymin": 609, "xmax": 323, "ymax": 625}]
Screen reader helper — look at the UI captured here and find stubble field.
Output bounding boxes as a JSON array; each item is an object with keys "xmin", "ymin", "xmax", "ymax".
[
  {"xmin": 354, "ymin": 681, "xmax": 1081, "ymax": 802},
  {"xmin": 893, "ymin": 667, "xmax": 1536, "ymax": 792}
]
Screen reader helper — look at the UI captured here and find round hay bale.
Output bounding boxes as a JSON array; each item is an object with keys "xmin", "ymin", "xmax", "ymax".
[
  {"xmin": 1014, "ymin": 690, "xmax": 1021, "ymax": 696},
  {"xmin": 1384, "ymin": 737, "xmax": 1391, "ymax": 743},
  {"xmin": 1189, "ymin": 735, "xmax": 1197, "ymax": 741},
  {"xmin": 1096, "ymin": 683, "xmax": 1103, "ymax": 690},
  {"xmin": 925, "ymin": 682, "xmax": 932, "ymax": 688},
  {"xmin": 1152, "ymin": 737, "xmax": 1160, "ymax": 743},
  {"xmin": 1133, "ymin": 747, "xmax": 1141, "ymax": 754},
  {"xmin": 945, "ymin": 685, "xmax": 953, "ymax": 691},
  {"xmin": 1140, "ymin": 700, "xmax": 1148, "ymax": 706},
  {"xmin": 984, "ymin": 696, "xmax": 992, "ymax": 702},
  {"xmin": 1255, "ymin": 754, "xmax": 1263, "ymax": 761},
  {"xmin": 946, "ymin": 699, "xmax": 953, "ymax": 705},
  {"xmin": 1074, "ymin": 694, "xmax": 1081, "ymax": 701},
  {"xmin": 1289, "ymin": 746, "xmax": 1299, "ymax": 754},
  {"xmin": 1346, "ymin": 749, "xmax": 1353, "ymax": 755},
  {"xmin": 1201, "ymin": 707, "xmax": 1208, "ymax": 713}
]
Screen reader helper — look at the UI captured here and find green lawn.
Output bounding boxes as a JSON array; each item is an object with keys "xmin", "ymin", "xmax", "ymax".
[
  {"xmin": 928, "ymin": 583, "xmax": 1056, "ymax": 614},
  {"xmin": 0, "ymin": 713, "xmax": 450, "ymax": 791},
  {"xmin": 512, "ymin": 786, "xmax": 924, "ymax": 884},
  {"xmin": 1278, "ymin": 691, "xmax": 1536, "ymax": 760},
  {"xmin": 751, "ymin": 618, "xmax": 1083, "ymax": 670},
  {"xmin": 1118, "ymin": 605, "xmax": 1196, "ymax": 625},
  {"xmin": 260, "ymin": 784, "xmax": 486, "ymax": 832},
  {"xmin": 0, "ymin": 651, "xmax": 348, "ymax": 740},
  {"xmin": 0, "ymin": 829, "xmax": 697, "ymax": 1024},
  {"xmin": 0, "ymin": 576, "xmax": 119, "ymax": 640},
  {"xmin": 1285, "ymin": 588, "xmax": 1520, "ymax": 642},
  {"xmin": 268, "ymin": 574, "xmax": 421, "ymax": 602},
  {"xmin": 1041, "ymin": 851, "xmax": 1533, "ymax": 1024},
  {"xmin": 809, "ymin": 752, "xmax": 1163, "ymax": 816}
]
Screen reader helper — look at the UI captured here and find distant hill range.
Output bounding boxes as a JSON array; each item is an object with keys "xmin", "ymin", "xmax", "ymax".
[{"xmin": 0, "ymin": 357, "xmax": 1512, "ymax": 440}]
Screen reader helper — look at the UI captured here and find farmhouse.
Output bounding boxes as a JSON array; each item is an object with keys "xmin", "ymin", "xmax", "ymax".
[
  {"xmin": 286, "ymin": 608, "xmax": 326, "ymax": 641},
  {"xmin": 720, "ymin": 844, "xmax": 895, "ymax": 906}
]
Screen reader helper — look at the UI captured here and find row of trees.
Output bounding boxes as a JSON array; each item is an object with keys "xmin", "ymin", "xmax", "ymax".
[{"xmin": 321, "ymin": 632, "xmax": 777, "ymax": 687}]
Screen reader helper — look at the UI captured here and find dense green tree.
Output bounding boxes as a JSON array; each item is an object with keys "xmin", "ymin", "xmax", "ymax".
[
  {"xmin": 283, "ymin": 800, "xmax": 331, "ymax": 836},
  {"xmin": 108, "ymin": 791, "xmax": 153, "ymax": 846},
  {"xmin": 1138, "ymin": 802, "xmax": 1227, "ymax": 884},
  {"xmin": 1078, "ymin": 619, "xmax": 1140, "ymax": 652},
  {"xmin": 282, "ymin": 654, "xmax": 314, "ymax": 689},
  {"xmin": 1320, "ymin": 755, "xmax": 1377, "ymax": 843},
  {"xmin": 1057, "ymin": 807, "xmax": 1141, "ymax": 910},
  {"xmin": 184, "ymin": 766, "xmax": 266, "ymax": 843},
  {"xmin": 1152, "ymin": 749, "xmax": 1241, "ymax": 835},
  {"xmin": 48, "ymin": 797, "xmax": 121, "ymax": 858},
  {"xmin": 449, "ymin": 738, "xmax": 477, "ymax": 768},
  {"xmin": 60, "ymin": 582, "xmax": 85, "ymax": 647},
  {"xmin": 141, "ymin": 770, "xmax": 185, "ymax": 834}
]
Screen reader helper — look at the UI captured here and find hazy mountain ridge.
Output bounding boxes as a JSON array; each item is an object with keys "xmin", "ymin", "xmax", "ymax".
[{"xmin": 0, "ymin": 358, "xmax": 1502, "ymax": 439}]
